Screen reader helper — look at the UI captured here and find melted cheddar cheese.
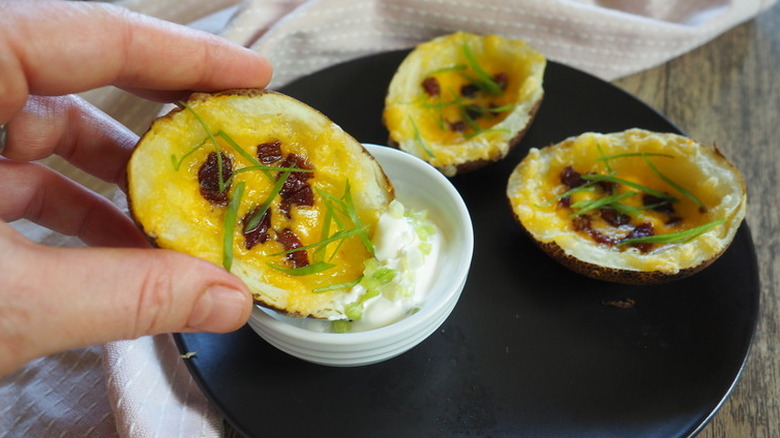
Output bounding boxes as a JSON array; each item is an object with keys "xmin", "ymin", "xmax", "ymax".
[
  {"xmin": 507, "ymin": 129, "xmax": 747, "ymax": 276},
  {"xmin": 129, "ymin": 91, "xmax": 393, "ymax": 317},
  {"xmin": 384, "ymin": 32, "xmax": 545, "ymax": 176}
]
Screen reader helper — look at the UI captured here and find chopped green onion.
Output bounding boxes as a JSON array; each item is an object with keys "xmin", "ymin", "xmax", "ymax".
[
  {"xmin": 180, "ymin": 101, "xmax": 228, "ymax": 193},
  {"xmin": 619, "ymin": 217, "xmax": 726, "ymax": 246},
  {"xmin": 232, "ymin": 164, "xmax": 313, "ymax": 178},
  {"xmin": 313, "ymin": 276, "xmax": 363, "ymax": 294},
  {"xmin": 486, "ymin": 103, "xmax": 516, "ymax": 113},
  {"xmin": 596, "ymin": 152, "xmax": 675, "ymax": 162},
  {"xmin": 320, "ymin": 196, "xmax": 350, "ymax": 262},
  {"xmin": 427, "ymin": 64, "xmax": 467, "ymax": 75},
  {"xmin": 342, "ymin": 181, "xmax": 375, "ymax": 255},
  {"xmin": 344, "ymin": 302, "xmax": 364, "ymax": 321},
  {"xmin": 331, "ymin": 320, "xmax": 352, "ymax": 333},
  {"xmin": 171, "ymin": 137, "xmax": 208, "ymax": 171},
  {"xmin": 607, "ymin": 202, "xmax": 645, "ymax": 218},
  {"xmin": 462, "ymin": 43, "xmax": 503, "ymax": 96},
  {"xmin": 269, "ymin": 225, "xmax": 369, "ymax": 257},
  {"xmin": 536, "ymin": 184, "xmax": 599, "ymax": 209},
  {"xmin": 459, "ymin": 104, "xmax": 481, "ymax": 133},
  {"xmin": 409, "ymin": 116, "xmax": 436, "ymax": 158},
  {"xmin": 570, "ymin": 191, "xmax": 638, "ymax": 216},
  {"xmin": 581, "ymin": 173, "xmax": 678, "ymax": 202},
  {"xmin": 244, "ymin": 170, "xmax": 291, "ymax": 233},
  {"xmin": 597, "ymin": 143, "xmax": 613, "ymax": 174},
  {"xmin": 216, "ymin": 131, "xmax": 263, "ymax": 168},
  {"xmin": 267, "ymin": 261, "xmax": 336, "ymax": 276},
  {"xmin": 372, "ymin": 267, "xmax": 397, "ymax": 285},
  {"xmin": 421, "ymin": 100, "xmax": 459, "ymax": 110},
  {"xmin": 463, "ymin": 127, "xmax": 511, "ymax": 139},
  {"xmin": 643, "ymin": 156, "xmax": 707, "ymax": 211},
  {"xmin": 222, "ymin": 181, "xmax": 245, "ymax": 270}
]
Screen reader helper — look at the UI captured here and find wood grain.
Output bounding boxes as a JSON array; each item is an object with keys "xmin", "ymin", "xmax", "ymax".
[{"xmin": 614, "ymin": 4, "xmax": 780, "ymax": 437}]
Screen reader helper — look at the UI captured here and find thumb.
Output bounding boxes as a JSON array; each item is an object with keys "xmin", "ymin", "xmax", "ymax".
[{"xmin": 0, "ymin": 225, "xmax": 252, "ymax": 374}]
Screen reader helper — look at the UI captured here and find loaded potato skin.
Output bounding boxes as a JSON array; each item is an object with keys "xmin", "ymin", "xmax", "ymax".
[
  {"xmin": 384, "ymin": 32, "xmax": 546, "ymax": 176},
  {"xmin": 128, "ymin": 89, "xmax": 394, "ymax": 318},
  {"xmin": 507, "ymin": 129, "xmax": 747, "ymax": 284}
]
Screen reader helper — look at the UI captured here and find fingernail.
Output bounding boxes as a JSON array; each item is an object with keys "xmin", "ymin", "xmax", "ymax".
[{"xmin": 187, "ymin": 285, "xmax": 250, "ymax": 332}]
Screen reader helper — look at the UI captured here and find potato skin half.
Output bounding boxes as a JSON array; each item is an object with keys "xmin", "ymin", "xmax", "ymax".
[
  {"xmin": 127, "ymin": 89, "xmax": 395, "ymax": 318},
  {"xmin": 506, "ymin": 129, "xmax": 747, "ymax": 285},
  {"xmin": 522, "ymin": 232, "xmax": 725, "ymax": 285},
  {"xmin": 384, "ymin": 32, "xmax": 546, "ymax": 176}
]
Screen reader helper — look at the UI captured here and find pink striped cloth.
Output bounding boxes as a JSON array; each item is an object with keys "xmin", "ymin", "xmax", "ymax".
[{"xmin": 1, "ymin": 0, "xmax": 776, "ymax": 436}]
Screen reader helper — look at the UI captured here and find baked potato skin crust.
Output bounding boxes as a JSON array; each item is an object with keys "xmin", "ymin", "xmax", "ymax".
[
  {"xmin": 127, "ymin": 89, "xmax": 395, "ymax": 318},
  {"xmin": 506, "ymin": 129, "xmax": 747, "ymax": 285},
  {"xmin": 383, "ymin": 32, "xmax": 546, "ymax": 176},
  {"xmin": 385, "ymin": 96, "xmax": 543, "ymax": 175},
  {"xmin": 513, "ymin": 220, "xmax": 724, "ymax": 285}
]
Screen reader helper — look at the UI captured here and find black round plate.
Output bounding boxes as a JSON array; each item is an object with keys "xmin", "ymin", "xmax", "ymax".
[{"xmin": 175, "ymin": 51, "xmax": 759, "ymax": 438}]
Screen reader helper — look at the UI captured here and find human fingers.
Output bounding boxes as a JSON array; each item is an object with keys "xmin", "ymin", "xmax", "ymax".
[
  {"xmin": 0, "ymin": 223, "xmax": 252, "ymax": 375},
  {"xmin": 0, "ymin": 159, "xmax": 146, "ymax": 248},
  {"xmin": 0, "ymin": 0, "xmax": 273, "ymax": 121},
  {"xmin": 2, "ymin": 95, "xmax": 137, "ymax": 188}
]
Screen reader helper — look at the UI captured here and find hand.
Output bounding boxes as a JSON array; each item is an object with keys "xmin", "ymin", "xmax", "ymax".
[{"xmin": 0, "ymin": 0, "xmax": 273, "ymax": 375}]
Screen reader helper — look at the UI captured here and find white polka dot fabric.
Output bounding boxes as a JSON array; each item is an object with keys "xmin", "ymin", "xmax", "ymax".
[{"xmin": 226, "ymin": 0, "xmax": 777, "ymax": 87}]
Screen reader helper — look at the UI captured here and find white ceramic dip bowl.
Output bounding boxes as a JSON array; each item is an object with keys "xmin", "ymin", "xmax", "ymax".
[{"xmin": 247, "ymin": 143, "xmax": 473, "ymax": 366}]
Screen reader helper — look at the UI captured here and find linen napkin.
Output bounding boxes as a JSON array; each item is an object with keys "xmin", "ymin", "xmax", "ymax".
[{"xmin": 1, "ymin": 0, "xmax": 776, "ymax": 437}]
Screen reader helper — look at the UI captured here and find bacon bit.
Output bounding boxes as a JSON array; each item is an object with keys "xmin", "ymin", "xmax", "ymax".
[
  {"xmin": 600, "ymin": 208, "xmax": 630, "ymax": 227},
  {"xmin": 560, "ymin": 165, "xmax": 586, "ymax": 188},
  {"xmin": 278, "ymin": 153, "xmax": 315, "ymax": 218},
  {"xmin": 242, "ymin": 206, "xmax": 272, "ymax": 250},
  {"xmin": 666, "ymin": 216, "xmax": 683, "ymax": 226},
  {"xmin": 460, "ymin": 83, "xmax": 479, "ymax": 97},
  {"xmin": 602, "ymin": 298, "xmax": 636, "ymax": 309},
  {"xmin": 487, "ymin": 102, "xmax": 503, "ymax": 117},
  {"xmin": 198, "ymin": 152, "xmax": 233, "ymax": 206},
  {"xmin": 256, "ymin": 140, "xmax": 283, "ymax": 164},
  {"xmin": 572, "ymin": 215, "xmax": 617, "ymax": 247},
  {"xmin": 493, "ymin": 72, "xmax": 509, "ymax": 90},
  {"xmin": 421, "ymin": 77, "xmax": 441, "ymax": 97},
  {"xmin": 465, "ymin": 106, "xmax": 482, "ymax": 120},
  {"xmin": 276, "ymin": 228, "xmax": 309, "ymax": 268},
  {"xmin": 448, "ymin": 120, "xmax": 466, "ymax": 132},
  {"xmin": 558, "ymin": 195, "xmax": 572, "ymax": 209},
  {"xmin": 642, "ymin": 194, "xmax": 676, "ymax": 215},
  {"xmin": 623, "ymin": 222, "xmax": 655, "ymax": 253},
  {"xmin": 594, "ymin": 177, "xmax": 616, "ymax": 194}
]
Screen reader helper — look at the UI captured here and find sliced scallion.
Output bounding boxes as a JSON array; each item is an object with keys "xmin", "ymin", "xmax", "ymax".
[
  {"xmin": 581, "ymin": 173, "xmax": 678, "ymax": 202},
  {"xmin": 267, "ymin": 261, "xmax": 336, "ymax": 276},
  {"xmin": 570, "ymin": 191, "xmax": 637, "ymax": 216},
  {"xmin": 427, "ymin": 64, "xmax": 467, "ymax": 75},
  {"xmin": 180, "ymin": 101, "xmax": 228, "ymax": 193},
  {"xmin": 313, "ymin": 276, "xmax": 363, "ymax": 294},
  {"xmin": 222, "ymin": 181, "xmax": 245, "ymax": 270},
  {"xmin": 244, "ymin": 170, "xmax": 291, "ymax": 233},
  {"xmin": 643, "ymin": 156, "xmax": 707, "ymax": 211},
  {"xmin": 409, "ymin": 116, "xmax": 436, "ymax": 158},
  {"xmin": 596, "ymin": 152, "xmax": 675, "ymax": 162},
  {"xmin": 171, "ymin": 137, "xmax": 208, "ymax": 171},
  {"xmin": 461, "ymin": 43, "xmax": 502, "ymax": 96},
  {"xmin": 619, "ymin": 217, "xmax": 726, "ymax": 246},
  {"xmin": 269, "ymin": 225, "xmax": 370, "ymax": 257}
]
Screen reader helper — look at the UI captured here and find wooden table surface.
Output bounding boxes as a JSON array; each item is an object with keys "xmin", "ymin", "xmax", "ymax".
[
  {"xmin": 62, "ymin": 4, "xmax": 779, "ymax": 436},
  {"xmin": 613, "ymin": 4, "xmax": 780, "ymax": 437}
]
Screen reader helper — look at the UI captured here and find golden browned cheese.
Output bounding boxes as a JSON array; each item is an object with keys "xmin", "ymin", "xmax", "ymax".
[
  {"xmin": 127, "ymin": 90, "xmax": 394, "ymax": 317},
  {"xmin": 384, "ymin": 32, "xmax": 546, "ymax": 176},
  {"xmin": 507, "ymin": 129, "xmax": 747, "ymax": 284}
]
